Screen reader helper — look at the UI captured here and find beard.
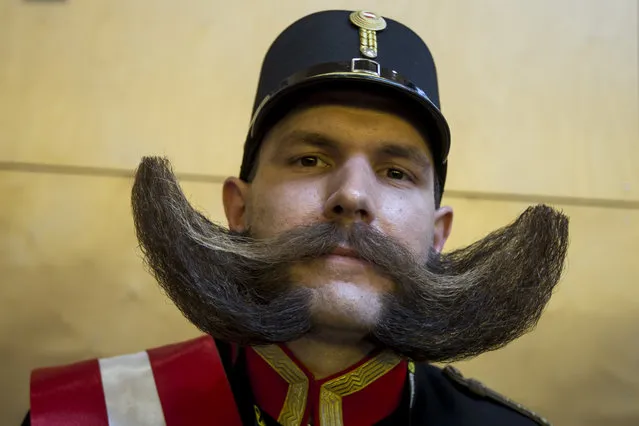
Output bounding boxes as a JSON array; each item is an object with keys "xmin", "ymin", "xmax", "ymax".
[{"xmin": 131, "ymin": 157, "xmax": 569, "ymax": 363}]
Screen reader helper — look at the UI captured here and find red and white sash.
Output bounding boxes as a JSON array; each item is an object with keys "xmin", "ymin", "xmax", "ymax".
[{"xmin": 30, "ymin": 335, "xmax": 242, "ymax": 426}]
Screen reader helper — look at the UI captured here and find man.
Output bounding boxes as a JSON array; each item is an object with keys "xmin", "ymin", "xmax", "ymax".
[{"xmin": 24, "ymin": 10, "xmax": 569, "ymax": 425}]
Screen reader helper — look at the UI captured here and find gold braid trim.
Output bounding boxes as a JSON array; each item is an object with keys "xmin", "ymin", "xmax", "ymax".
[
  {"xmin": 252, "ymin": 345, "xmax": 309, "ymax": 426},
  {"xmin": 319, "ymin": 351, "xmax": 402, "ymax": 426}
]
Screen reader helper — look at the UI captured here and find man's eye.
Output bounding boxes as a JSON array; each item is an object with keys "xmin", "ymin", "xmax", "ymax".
[
  {"xmin": 386, "ymin": 168, "xmax": 408, "ymax": 180},
  {"xmin": 297, "ymin": 156, "xmax": 327, "ymax": 167}
]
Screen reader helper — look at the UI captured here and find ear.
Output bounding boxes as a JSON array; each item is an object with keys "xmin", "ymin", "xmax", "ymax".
[
  {"xmin": 222, "ymin": 177, "xmax": 251, "ymax": 233},
  {"xmin": 432, "ymin": 205, "xmax": 453, "ymax": 253}
]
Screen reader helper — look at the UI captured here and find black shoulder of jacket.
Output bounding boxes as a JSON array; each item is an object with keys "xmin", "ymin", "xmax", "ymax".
[
  {"xmin": 440, "ymin": 365, "xmax": 551, "ymax": 425},
  {"xmin": 411, "ymin": 363, "xmax": 551, "ymax": 426},
  {"xmin": 21, "ymin": 411, "xmax": 30, "ymax": 426}
]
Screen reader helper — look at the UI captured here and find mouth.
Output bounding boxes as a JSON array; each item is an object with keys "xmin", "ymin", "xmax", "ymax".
[
  {"xmin": 324, "ymin": 246, "xmax": 369, "ymax": 267},
  {"xmin": 330, "ymin": 246, "xmax": 361, "ymax": 259}
]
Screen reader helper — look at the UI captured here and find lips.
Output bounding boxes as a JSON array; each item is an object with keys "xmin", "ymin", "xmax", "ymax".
[
  {"xmin": 330, "ymin": 246, "xmax": 361, "ymax": 259},
  {"xmin": 324, "ymin": 247, "xmax": 371, "ymax": 268}
]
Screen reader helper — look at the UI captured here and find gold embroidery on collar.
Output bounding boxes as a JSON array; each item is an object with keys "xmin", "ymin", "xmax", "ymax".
[
  {"xmin": 252, "ymin": 345, "xmax": 308, "ymax": 426},
  {"xmin": 319, "ymin": 351, "xmax": 402, "ymax": 426},
  {"xmin": 254, "ymin": 406, "xmax": 268, "ymax": 426}
]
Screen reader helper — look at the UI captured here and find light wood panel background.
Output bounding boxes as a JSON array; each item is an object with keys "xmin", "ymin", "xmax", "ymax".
[{"xmin": 0, "ymin": 0, "xmax": 637, "ymax": 424}]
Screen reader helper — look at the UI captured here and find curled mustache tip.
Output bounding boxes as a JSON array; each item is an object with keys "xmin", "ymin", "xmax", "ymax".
[
  {"xmin": 523, "ymin": 204, "xmax": 569, "ymax": 222},
  {"xmin": 520, "ymin": 203, "xmax": 570, "ymax": 243},
  {"xmin": 133, "ymin": 156, "xmax": 175, "ymax": 183},
  {"xmin": 131, "ymin": 156, "xmax": 184, "ymax": 207}
]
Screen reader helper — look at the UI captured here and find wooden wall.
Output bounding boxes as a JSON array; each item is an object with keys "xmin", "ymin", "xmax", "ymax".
[{"xmin": 1, "ymin": 1, "xmax": 637, "ymax": 424}]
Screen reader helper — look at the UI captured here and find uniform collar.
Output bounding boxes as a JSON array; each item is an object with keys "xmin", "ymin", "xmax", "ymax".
[{"xmin": 245, "ymin": 344, "xmax": 407, "ymax": 426}]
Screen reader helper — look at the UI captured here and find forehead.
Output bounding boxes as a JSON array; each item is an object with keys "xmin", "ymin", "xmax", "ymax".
[{"xmin": 262, "ymin": 90, "xmax": 434, "ymax": 159}]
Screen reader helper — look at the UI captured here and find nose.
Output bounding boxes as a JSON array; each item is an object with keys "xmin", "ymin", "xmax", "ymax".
[{"xmin": 323, "ymin": 157, "xmax": 377, "ymax": 225}]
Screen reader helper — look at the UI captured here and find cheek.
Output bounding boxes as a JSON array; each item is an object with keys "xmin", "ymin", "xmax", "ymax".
[
  {"xmin": 378, "ymin": 194, "xmax": 434, "ymax": 258},
  {"xmin": 248, "ymin": 181, "xmax": 324, "ymax": 236}
]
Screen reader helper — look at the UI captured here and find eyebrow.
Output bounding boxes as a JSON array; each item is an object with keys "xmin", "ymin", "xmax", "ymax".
[
  {"xmin": 275, "ymin": 130, "xmax": 432, "ymax": 170},
  {"xmin": 275, "ymin": 130, "xmax": 340, "ymax": 153},
  {"xmin": 376, "ymin": 142, "xmax": 432, "ymax": 171}
]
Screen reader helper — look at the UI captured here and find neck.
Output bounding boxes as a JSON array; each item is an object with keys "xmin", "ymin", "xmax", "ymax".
[{"xmin": 285, "ymin": 333, "xmax": 375, "ymax": 380}]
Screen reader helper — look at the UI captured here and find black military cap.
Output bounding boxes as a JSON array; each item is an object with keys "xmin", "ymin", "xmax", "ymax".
[{"xmin": 240, "ymin": 10, "xmax": 451, "ymax": 192}]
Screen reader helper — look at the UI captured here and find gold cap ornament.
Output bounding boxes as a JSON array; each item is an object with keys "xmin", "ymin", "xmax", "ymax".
[{"xmin": 349, "ymin": 11, "xmax": 387, "ymax": 58}]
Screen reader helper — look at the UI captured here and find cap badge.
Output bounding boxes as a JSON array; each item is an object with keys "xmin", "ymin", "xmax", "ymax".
[{"xmin": 349, "ymin": 11, "xmax": 387, "ymax": 59}]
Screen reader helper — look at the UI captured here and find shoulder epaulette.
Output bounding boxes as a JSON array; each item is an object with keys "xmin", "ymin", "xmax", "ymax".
[
  {"xmin": 30, "ymin": 336, "xmax": 243, "ymax": 426},
  {"xmin": 443, "ymin": 365, "xmax": 552, "ymax": 426}
]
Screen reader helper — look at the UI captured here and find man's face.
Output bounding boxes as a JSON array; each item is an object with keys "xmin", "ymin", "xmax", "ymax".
[
  {"xmin": 223, "ymin": 96, "xmax": 453, "ymax": 334},
  {"xmin": 133, "ymin": 94, "xmax": 568, "ymax": 361}
]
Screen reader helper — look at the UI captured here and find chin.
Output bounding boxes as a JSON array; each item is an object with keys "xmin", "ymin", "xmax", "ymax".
[{"xmin": 308, "ymin": 281, "xmax": 384, "ymax": 333}]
